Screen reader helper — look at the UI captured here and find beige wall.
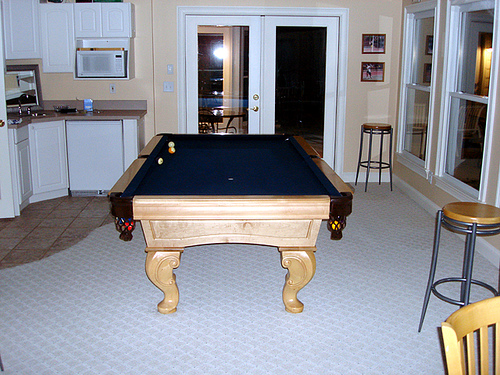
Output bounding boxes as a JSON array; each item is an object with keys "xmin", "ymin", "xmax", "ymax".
[{"xmin": 10, "ymin": 0, "xmax": 403, "ymax": 176}]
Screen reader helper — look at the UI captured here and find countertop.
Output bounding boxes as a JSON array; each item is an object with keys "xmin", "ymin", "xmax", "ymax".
[{"xmin": 8, "ymin": 109, "xmax": 147, "ymax": 129}]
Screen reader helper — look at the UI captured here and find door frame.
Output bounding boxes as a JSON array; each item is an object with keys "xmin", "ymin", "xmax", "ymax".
[
  {"xmin": 0, "ymin": 6, "xmax": 15, "ymax": 218},
  {"xmin": 177, "ymin": 6, "xmax": 349, "ymax": 172}
]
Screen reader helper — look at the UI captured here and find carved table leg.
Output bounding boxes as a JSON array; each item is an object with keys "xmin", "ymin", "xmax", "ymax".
[
  {"xmin": 279, "ymin": 247, "xmax": 316, "ymax": 313},
  {"xmin": 145, "ymin": 249, "xmax": 183, "ymax": 314}
]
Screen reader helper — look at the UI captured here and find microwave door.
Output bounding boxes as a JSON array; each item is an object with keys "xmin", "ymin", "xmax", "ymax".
[{"xmin": 77, "ymin": 51, "xmax": 126, "ymax": 78}]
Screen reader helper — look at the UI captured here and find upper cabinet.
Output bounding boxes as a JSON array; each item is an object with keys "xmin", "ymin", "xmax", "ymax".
[
  {"xmin": 2, "ymin": 0, "xmax": 41, "ymax": 59},
  {"xmin": 39, "ymin": 4, "xmax": 75, "ymax": 73},
  {"xmin": 75, "ymin": 3, "xmax": 134, "ymax": 38}
]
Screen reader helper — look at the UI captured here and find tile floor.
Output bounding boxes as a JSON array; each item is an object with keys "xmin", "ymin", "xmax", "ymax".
[{"xmin": 0, "ymin": 196, "xmax": 114, "ymax": 269}]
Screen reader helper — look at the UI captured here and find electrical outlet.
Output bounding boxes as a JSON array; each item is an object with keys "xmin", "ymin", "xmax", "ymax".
[
  {"xmin": 110, "ymin": 84, "xmax": 116, "ymax": 94},
  {"xmin": 163, "ymin": 81, "xmax": 174, "ymax": 92}
]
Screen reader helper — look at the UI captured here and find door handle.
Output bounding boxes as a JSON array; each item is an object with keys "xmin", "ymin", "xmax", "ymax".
[{"xmin": 249, "ymin": 106, "xmax": 259, "ymax": 112}]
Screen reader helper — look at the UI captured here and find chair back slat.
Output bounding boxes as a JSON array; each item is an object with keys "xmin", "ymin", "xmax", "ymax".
[
  {"xmin": 496, "ymin": 324, "xmax": 500, "ymax": 374},
  {"xmin": 478, "ymin": 326, "xmax": 489, "ymax": 375},
  {"xmin": 465, "ymin": 332, "xmax": 477, "ymax": 375}
]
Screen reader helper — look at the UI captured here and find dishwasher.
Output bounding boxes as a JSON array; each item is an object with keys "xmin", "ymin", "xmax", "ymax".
[{"xmin": 66, "ymin": 121, "xmax": 124, "ymax": 195}]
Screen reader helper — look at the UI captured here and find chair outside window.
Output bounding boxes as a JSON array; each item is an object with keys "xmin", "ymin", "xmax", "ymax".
[{"xmin": 198, "ymin": 108, "xmax": 222, "ymax": 133}]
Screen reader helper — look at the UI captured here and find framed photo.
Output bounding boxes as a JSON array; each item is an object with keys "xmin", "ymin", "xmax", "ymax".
[
  {"xmin": 361, "ymin": 62, "xmax": 385, "ymax": 82},
  {"xmin": 425, "ymin": 35, "xmax": 433, "ymax": 55},
  {"xmin": 362, "ymin": 34, "xmax": 386, "ymax": 54},
  {"xmin": 423, "ymin": 63, "xmax": 432, "ymax": 83}
]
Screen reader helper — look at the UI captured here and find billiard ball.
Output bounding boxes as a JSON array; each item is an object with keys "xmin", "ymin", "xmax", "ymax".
[{"xmin": 157, "ymin": 157, "xmax": 164, "ymax": 165}]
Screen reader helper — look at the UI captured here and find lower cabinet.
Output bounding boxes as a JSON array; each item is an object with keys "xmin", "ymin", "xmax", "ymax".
[
  {"xmin": 9, "ymin": 117, "xmax": 142, "ymax": 214},
  {"xmin": 17, "ymin": 139, "xmax": 33, "ymax": 204},
  {"xmin": 8, "ymin": 126, "xmax": 33, "ymax": 215},
  {"xmin": 29, "ymin": 120, "xmax": 69, "ymax": 202}
]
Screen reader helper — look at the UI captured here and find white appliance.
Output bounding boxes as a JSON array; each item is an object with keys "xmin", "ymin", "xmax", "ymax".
[
  {"xmin": 76, "ymin": 49, "xmax": 127, "ymax": 78},
  {"xmin": 66, "ymin": 121, "xmax": 124, "ymax": 195}
]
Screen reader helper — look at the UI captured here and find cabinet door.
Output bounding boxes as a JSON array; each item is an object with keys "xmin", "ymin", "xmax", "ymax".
[
  {"xmin": 17, "ymin": 139, "xmax": 33, "ymax": 204},
  {"xmin": 39, "ymin": 4, "xmax": 75, "ymax": 73},
  {"xmin": 102, "ymin": 3, "xmax": 132, "ymax": 38},
  {"xmin": 30, "ymin": 121, "xmax": 68, "ymax": 195},
  {"xmin": 2, "ymin": 0, "xmax": 41, "ymax": 59},
  {"xmin": 74, "ymin": 3, "xmax": 102, "ymax": 38}
]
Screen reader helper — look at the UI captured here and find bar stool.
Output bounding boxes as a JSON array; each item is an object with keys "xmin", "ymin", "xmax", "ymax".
[
  {"xmin": 418, "ymin": 202, "xmax": 500, "ymax": 332},
  {"xmin": 355, "ymin": 123, "xmax": 393, "ymax": 192}
]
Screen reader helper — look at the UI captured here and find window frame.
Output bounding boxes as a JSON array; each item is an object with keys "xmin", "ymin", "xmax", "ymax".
[
  {"xmin": 396, "ymin": 1, "xmax": 439, "ymax": 180},
  {"xmin": 434, "ymin": 0, "xmax": 497, "ymax": 202}
]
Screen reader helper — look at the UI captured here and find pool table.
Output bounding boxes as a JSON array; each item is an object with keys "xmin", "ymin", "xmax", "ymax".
[{"xmin": 110, "ymin": 134, "xmax": 352, "ymax": 314}]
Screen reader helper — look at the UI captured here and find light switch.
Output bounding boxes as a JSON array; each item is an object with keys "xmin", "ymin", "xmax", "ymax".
[{"xmin": 167, "ymin": 64, "xmax": 174, "ymax": 75}]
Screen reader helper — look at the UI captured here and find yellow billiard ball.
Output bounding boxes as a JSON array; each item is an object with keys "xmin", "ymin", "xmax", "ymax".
[{"xmin": 157, "ymin": 157, "xmax": 164, "ymax": 165}]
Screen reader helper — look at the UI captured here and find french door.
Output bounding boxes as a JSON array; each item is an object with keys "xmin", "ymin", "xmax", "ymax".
[{"xmin": 180, "ymin": 8, "xmax": 345, "ymax": 167}]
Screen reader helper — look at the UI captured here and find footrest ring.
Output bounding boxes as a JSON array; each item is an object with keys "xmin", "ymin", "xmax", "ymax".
[{"xmin": 431, "ymin": 277, "xmax": 498, "ymax": 307}]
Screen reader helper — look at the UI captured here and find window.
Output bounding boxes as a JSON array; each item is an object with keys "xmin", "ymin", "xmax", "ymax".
[
  {"xmin": 397, "ymin": 2, "xmax": 436, "ymax": 175},
  {"xmin": 443, "ymin": 1, "xmax": 494, "ymax": 195}
]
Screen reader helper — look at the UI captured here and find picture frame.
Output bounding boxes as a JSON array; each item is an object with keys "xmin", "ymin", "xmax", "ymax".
[
  {"xmin": 425, "ymin": 35, "xmax": 433, "ymax": 55},
  {"xmin": 423, "ymin": 63, "xmax": 432, "ymax": 83},
  {"xmin": 362, "ymin": 34, "xmax": 386, "ymax": 54},
  {"xmin": 361, "ymin": 62, "xmax": 385, "ymax": 82}
]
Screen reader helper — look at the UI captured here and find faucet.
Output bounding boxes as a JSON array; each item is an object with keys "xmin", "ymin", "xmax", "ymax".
[{"xmin": 17, "ymin": 94, "xmax": 29, "ymax": 116}]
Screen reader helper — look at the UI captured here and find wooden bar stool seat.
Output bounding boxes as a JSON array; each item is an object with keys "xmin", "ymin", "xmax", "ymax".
[
  {"xmin": 355, "ymin": 123, "xmax": 393, "ymax": 192},
  {"xmin": 418, "ymin": 202, "xmax": 500, "ymax": 331}
]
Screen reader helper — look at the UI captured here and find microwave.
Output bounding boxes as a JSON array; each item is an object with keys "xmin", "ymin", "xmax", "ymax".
[{"xmin": 76, "ymin": 49, "xmax": 127, "ymax": 78}]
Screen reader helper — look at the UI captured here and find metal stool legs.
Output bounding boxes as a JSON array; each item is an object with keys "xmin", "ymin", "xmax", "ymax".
[
  {"xmin": 418, "ymin": 210, "xmax": 444, "ymax": 332},
  {"xmin": 418, "ymin": 210, "xmax": 500, "ymax": 331},
  {"xmin": 355, "ymin": 124, "xmax": 393, "ymax": 192}
]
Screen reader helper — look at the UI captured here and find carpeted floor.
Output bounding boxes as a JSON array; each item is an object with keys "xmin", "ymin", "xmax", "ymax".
[{"xmin": 0, "ymin": 184, "xmax": 498, "ymax": 374}]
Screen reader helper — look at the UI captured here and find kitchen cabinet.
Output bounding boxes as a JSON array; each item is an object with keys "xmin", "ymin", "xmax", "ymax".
[
  {"xmin": 8, "ymin": 126, "xmax": 33, "ymax": 215},
  {"xmin": 39, "ymin": 4, "xmax": 75, "ymax": 73},
  {"xmin": 2, "ymin": 0, "xmax": 41, "ymax": 59},
  {"xmin": 29, "ymin": 120, "xmax": 69, "ymax": 202},
  {"xmin": 75, "ymin": 3, "xmax": 133, "ymax": 38}
]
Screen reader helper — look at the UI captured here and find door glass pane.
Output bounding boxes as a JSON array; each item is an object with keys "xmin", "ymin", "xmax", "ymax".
[
  {"xmin": 275, "ymin": 27, "xmax": 326, "ymax": 156},
  {"xmin": 445, "ymin": 98, "xmax": 487, "ymax": 190},
  {"xmin": 198, "ymin": 26, "xmax": 249, "ymax": 134},
  {"xmin": 404, "ymin": 88, "xmax": 429, "ymax": 159}
]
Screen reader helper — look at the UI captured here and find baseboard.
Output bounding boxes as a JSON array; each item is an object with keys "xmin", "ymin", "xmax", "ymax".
[
  {"xmin": 394, "ymin": 176, "xmax": 500, "ymax": 269},
  {"xmin": 342, "ymin": 171, "xmax": 392, "ymax": 185}
]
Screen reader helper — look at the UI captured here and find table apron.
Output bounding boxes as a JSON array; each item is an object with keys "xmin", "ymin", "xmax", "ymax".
[
  {"xmin": 132, "ymin": 196, "xmax": 331, "ymax": 220},
  {"xmin": 140, "ymin": 218, "xmax": 324, "ymax": 248}
]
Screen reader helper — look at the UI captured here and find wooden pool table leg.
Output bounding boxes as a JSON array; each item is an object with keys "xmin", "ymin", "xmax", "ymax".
[
  {"xmin": 279, "ymin": 247, "xmax": 316, "ymax": 313},
  {"xmin": 145, "ymin": 249, "xmax": 183, "ymax": 314}
]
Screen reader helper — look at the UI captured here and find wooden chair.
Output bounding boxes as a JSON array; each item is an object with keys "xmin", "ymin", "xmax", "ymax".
[{"xmin": 441, "ymin": 296, "xmax": 500, "ymax": 375}]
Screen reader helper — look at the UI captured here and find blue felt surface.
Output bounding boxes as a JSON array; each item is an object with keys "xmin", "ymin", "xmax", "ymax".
[{"xmin": 123, "ymin": 134, "xmax": 340, "ymax": 197}]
